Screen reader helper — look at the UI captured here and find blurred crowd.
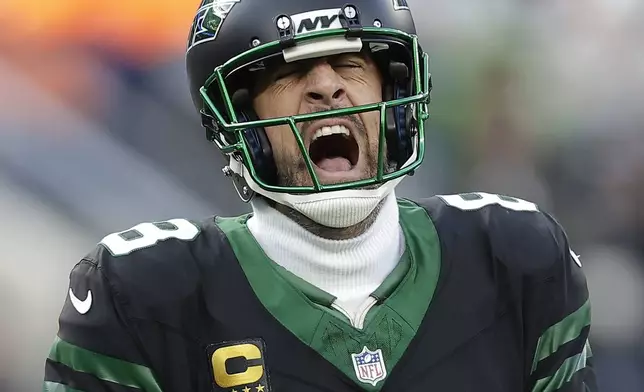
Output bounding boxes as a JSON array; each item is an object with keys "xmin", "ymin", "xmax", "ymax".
[{"xmin": 1, "ymin": 0, "xmax": 643, "ymax": 390}]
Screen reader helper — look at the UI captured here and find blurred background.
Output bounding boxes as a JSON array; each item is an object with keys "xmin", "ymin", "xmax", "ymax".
[{"xmin": 1, "ymin": 0, "xmax": 643, "ymax": 390}]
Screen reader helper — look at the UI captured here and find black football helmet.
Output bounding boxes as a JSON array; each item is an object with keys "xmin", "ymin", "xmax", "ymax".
[{"xmin": 186, "ymin": 0, "xmax": 431, "ymax": 200}]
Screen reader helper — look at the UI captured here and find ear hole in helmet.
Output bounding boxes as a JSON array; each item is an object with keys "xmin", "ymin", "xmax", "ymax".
[
  {"xmin": 231, "ymin": 88, "xmax": 278, "ymax": 186},
  {"xmin": 384, "ymin": 61, "xmax": 414, "ymax": 169}
]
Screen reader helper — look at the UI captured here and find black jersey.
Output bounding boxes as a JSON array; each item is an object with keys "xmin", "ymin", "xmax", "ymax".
[{"xmin": 44, "ymin": 193, "xmax": 597, "ymax": 392}]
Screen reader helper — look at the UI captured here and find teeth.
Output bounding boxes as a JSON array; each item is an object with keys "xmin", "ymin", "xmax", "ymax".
[{"xmin": 312, "ymin": 125, "xmax": 350, "ymax": 142}]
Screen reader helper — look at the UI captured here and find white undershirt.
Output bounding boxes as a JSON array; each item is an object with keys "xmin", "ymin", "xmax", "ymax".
[{"xmin": 247, "ymin": 193, "xmax": 405, "ymax": 321}]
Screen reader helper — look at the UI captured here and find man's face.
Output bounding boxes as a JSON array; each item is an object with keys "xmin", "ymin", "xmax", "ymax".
[{"xmin": 252, "ymin": 52, "xmax": 384, "ymax": 187}]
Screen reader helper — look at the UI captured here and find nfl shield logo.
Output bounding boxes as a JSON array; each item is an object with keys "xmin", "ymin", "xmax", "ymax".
[{"xmin": 351, "ymin": 346, "xmax": 387, "ymax": 386}]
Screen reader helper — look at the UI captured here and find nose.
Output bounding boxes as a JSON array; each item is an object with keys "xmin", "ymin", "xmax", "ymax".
[{"xmin": 304, "ymin": 61, "xmax": 347, "ymax": 106}]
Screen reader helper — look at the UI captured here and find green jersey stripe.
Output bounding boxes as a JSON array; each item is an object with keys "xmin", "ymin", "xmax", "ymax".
[
  {"xmin": 531, "ymin": 299, "xmax": 590, "ymax": 373},
  {"xmin": 532, "ymin": 341, "xmax": 589, "ymax": 392},
  {"xmin": 43, "ymin": 381, "xmax": 85, "ymax": 392},
  {"xmin": 48, "ymin": 336, "xmax": 161, "ymax": 392}
]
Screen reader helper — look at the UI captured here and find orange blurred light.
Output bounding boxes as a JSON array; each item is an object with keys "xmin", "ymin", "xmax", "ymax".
[{"xmin": 0, "ymin": 0, "xmax": 201, "ymax": 63}]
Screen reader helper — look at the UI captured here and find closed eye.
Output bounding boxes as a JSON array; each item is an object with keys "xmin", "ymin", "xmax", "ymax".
[
  {"xmin": 335, "ymin": 62, "xmax": 363, "ymax": 69},
  {"xmin": 273, "ymin": 69, "xmax": 298, "ymax": 81},
  {"xmin": 271, "ymin": 63, "xmax": 304, "ymax": 81},
  {"xmin": 337, "ymin": 66, "xmax": 361, "ymax": 72}
]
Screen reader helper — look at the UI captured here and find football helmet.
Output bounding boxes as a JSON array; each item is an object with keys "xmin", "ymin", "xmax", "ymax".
[{"xmin": 186, "ymin": 0, "xmax": 431, "ymax": 224}]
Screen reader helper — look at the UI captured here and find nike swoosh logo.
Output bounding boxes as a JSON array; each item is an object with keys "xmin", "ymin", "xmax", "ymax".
[
  {"xmin": 570, "ymin": 249, "xmax": 582, "ymax": 268},
  {"xmin": 69, "ymin": 288, "xmax": 92, "ymax": 314}
]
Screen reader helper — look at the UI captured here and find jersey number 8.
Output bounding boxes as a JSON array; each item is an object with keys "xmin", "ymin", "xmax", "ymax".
[
  {"xmin": 100, "ymin": 219, "xmax": 200, "ymax": 256},
  {"xmin": 439, "ymin": 192, "xmax": 539, "ymax": 212}
]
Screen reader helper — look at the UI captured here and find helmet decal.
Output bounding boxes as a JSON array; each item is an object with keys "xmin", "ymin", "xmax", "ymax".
[
  {"xmin": 188, "ymin": 0, "xmax": 241, "ymax": 50},
  {"xmin": 290, "ymin": 8, "xmax": 343, "ymax": 35}
]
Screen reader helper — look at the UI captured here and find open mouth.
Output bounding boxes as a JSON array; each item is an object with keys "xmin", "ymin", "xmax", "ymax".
[{"xmin": 308, "ymin": 125, "xmax": 359, "ymax": 172}]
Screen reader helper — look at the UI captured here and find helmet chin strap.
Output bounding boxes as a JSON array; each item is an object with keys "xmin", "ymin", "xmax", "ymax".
[{"xmin": 227, "ymin": 156, "xmax": 405, "ymax": 228}]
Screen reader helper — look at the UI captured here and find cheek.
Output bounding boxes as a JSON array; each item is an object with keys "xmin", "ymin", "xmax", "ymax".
[
  {"xmin": 354, "ymin": 68, "xmax": 383, "ymax": 103},
  {"xmin": 351, "ymin": 76, "xmax": 383, "ymax": 142},
  {"xmin": 358, "ymin": 109, "xmax": 383, "ymax": 143},
  {"xmin": 265, "ymin": 125, "xmax": 300, "ymax": 161},
  {"xmin": 253, "ymin": 82, "xmax": 301, "ymax": 119},
  {"xmin": 253, "ymin": 92, "xmax": 301, "ymax": 159}
]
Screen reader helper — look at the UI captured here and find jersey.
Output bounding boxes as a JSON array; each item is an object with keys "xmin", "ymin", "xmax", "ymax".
[{"xmin": 43, "ymin": 192, "xmax": 597, "ymax": 392}]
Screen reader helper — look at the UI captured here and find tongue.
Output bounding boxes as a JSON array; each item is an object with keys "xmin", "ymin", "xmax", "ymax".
[{"xmin": 316, "ymin": 157, "xmax": 352, "ymax": 172}]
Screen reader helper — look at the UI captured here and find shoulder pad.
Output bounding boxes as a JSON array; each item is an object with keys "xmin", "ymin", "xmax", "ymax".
[
  {"xmin": 84, "ymin": 217, "xmax": 228, "ymax": 323},
  {"xmin": 417, "ymin": 192, "xmax": 567, "ymax": 275}
]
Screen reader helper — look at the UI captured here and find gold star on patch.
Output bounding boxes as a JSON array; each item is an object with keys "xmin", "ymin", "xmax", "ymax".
[
  {"xmin": 255, "ymin": 384, "xmax": 265, "ymax": 392},
  {"xmin": 242, "ymin": 387, "xmax": 251, "ymax": 392}
]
